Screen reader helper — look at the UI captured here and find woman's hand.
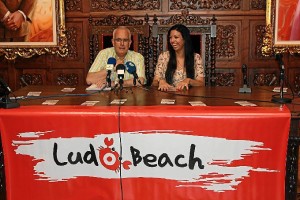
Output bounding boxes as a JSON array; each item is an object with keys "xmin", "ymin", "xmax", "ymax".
[
  {"xmin": 158, "ymin": 79, "xmax": 172, "ymax": 91},
  {"xmin": 176, "ymin": 78, "xmax": 190, "ymax": 91}
]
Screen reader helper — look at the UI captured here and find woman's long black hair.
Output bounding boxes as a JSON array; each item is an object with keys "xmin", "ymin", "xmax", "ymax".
[{"xmin": 165, "ymin": 24, "xmax": 195, "ymax": 84}]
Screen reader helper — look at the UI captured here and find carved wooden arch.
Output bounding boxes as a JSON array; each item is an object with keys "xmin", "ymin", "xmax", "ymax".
[
  {"xmin": 151, "ymin": 9, "xmax": 217, "ymax": 86},
  {"xmin": 88, "ymin": 14, "xmax": 150, "ymax": 77}
]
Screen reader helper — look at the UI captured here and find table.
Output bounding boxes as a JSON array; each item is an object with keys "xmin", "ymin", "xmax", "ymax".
[{"xmin": 0, "ymin": 85, "xmax": 298, "ymax": 200}]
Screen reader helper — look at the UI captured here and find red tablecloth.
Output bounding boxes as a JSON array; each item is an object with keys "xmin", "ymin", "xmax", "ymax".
[{"xmin": 0, "ymin": 105, "xmax": 291, "ymax": 200}]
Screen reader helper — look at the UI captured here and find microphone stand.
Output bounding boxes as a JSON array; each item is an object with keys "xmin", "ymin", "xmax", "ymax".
[
  {"xmin": 119, "ymin": 78, "xmax": 124, "ymax": 91},
  {"xmin": 0, "ymin": 95, "xmax": 20, "ymax": 109},
  {"xmin": 106, "ymin": 71, "xmax": 111, "ymax": 87},
  {"xmin": 271, "ymin": 54, "xmax": 292, "ymax": 103},
  {"xmin": 113, "ymin": 80, "xmax": 123, "ymax": 95},
  {"xmin": 238, "ymin": 64, "xmax": 252, "ymax": 93},
  {"xmin": 0, "ymin": 78, "xmax": 20, "ymax": 109}
]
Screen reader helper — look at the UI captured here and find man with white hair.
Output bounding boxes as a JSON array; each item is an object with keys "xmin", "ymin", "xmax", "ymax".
[{"xmin": 86, "ymin": 26, "xmax": 146, "ymax": 88}]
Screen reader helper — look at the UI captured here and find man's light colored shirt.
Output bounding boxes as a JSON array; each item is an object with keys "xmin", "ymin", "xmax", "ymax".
[{"xmin": 89, "ymin": 47, "xmax": 146, "ymax": 83}]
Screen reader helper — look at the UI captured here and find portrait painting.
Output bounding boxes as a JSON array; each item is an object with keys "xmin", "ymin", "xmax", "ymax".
[
  {"xmin": 0, "ymin": 0, "xmax": 67, "ymax": 60},
  {"xmin": 275, "ymin": 0, "xmax": 300, "ymax": 43},
  {"xmin": 263, "ymin": 0, "xmax": 300, "ymax": 55},
  {"xmin": 27, "ymin": 0, "xmax": 56, "ymax": 44}
]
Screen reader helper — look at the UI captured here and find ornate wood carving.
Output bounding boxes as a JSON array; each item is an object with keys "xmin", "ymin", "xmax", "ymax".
[
  {"xmin": 159, "ymin": 9, "xmax": 211, "ymax": 25},
  {"xmin": 19, "ymin": 74, "xmax": 43, "ymax": 86},
  {"xmin": 294, "ymin": 73, "xmax": 300, "ymax": 94},
  {"xmin": 90, "ymin": 0, "xmax": 160, "ymax": 11},
  {"xmin": 262, "ymin": 24, "xmax": 273, "ymax": 56},
  {"xmin": 216, "ymin": 25, "xmax": 236, "ymax": 58},
  {"xmin": 90, "ymin": 15, "xmax": 144, "ymax": 27},
  {"xmin": 65, "ymin": 27, "xmax": 79, "ymax": 59},
  {"xmin": 149, "ymin": 15, "xmax": 159, "ymax": 85},
  {"xmin": 286, "ymin": 136, "xmax": 300, "ymax": 200},
  {"xmin": 255, "ymin": 24, "xmax": 266, "ymax": 59},
  {"xmin": 170, "ymin": 0, "xmax": 241, "ymax": 10},
  {"xmin": 215, "ymin": 73, "xmax": 235, "ymax": 86},
  {"xmin": 204, "ymin": 35, "xmax": 211, "ymax": 86},
  {"xmin": 253, "ymin": 72, "xmax": 278, "ymax": 86},
  {"xmin": 56, "ymin": 73, "xmax": 79, "ymax": 86},
  {"xmin": 65, "ymin": 0, "xmax": 82, "ymax": 12},
  {"xmin": 250, "ymin": 0, "xmax": 266, "ymax": 10}
]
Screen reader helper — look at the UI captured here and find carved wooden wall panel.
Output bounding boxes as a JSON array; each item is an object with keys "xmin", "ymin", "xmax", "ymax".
[
  {"xmin": 169, "ymin": 0, "xmax": 241, "ymax": 10},
  {"xmin": 252, "ymin": 22, "xmax": 266, "ymax": 60},
  {"xmin": 52, "ymin": 69, "xmax": 84, "ymax": 86},
  {"xmin": 216, "ymin": 72, "xmax": 235, "ymax": 86},
  {"xmin": 57, "ymin": 21, "xmax": 85, "ymax": 63},
  {"xmin": 90, "ymin": 0, "xmax": 160, "ymax": 11},
  {"xmin": 15, "ymin": 55, "xmax": 48, "ymax": 68},
  {"xmin": 65, "ymin": 0, "xmax": 82, "ymax": 12},
  {"xmin": 251, "ymin": 69, "xmax": 279, "ymax": 86},
  {"xmin": 289, "ymin": 68, "xmax": 300, "ymax": 94},
  {"xmin": 249, "ymin": 19, "xmax": 271, "ymax": 61},
  {"xmin": 216, "ymin": 23, "xmax": 239, "ymax": 60},
  {"xmin": 12, "ymin": 56, "xmax": 48, "ymax": 88},
  {"xmin": 294, "ymin": 72, "xmax": 300, "ymax": 95},
  {"xmin": 18, "ymin": 69, "xmax": 46, "ymax": 86},
  {"xmin": 250, "ymin": 0, "xmax": 266, "ymax": 10},
  {"xmin": 53, "ymin": 20, "xmax": 88, "ymax": 86}
]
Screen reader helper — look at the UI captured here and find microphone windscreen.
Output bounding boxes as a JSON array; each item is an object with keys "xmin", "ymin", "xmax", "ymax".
[
  {"xmin": 125, "ymin": 61, "xmax": 136, "ymax": 74},
  {"xmin": 107, "ymin": 57, "xmax": 116, "ymax": 70},
  {"xmin": 107, "ymin": 57, "xmax": 116, "ymax": 65},
  {"xmin": 116, "ymin": 64, "xmax": 125, "ymax": 75}
]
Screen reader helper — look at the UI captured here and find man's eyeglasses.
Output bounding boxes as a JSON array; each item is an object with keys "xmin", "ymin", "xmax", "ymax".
[{"xmin": 114, "ymin": 38, "xmax": 130, "ymax": 43}]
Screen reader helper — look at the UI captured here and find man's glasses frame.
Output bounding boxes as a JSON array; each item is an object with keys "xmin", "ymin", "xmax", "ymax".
[{"xmin": 114, "ymin": 38, "xmax": 131, "ymax": 43}]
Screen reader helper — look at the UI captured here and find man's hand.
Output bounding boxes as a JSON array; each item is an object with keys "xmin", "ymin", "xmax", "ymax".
[
  {"xmin": 3, "ymin": 11, "xmax": 24, "ymax": 31},
  {"xmin": 86, "ymin": 70, "xmax": 107, "ymax": 86}
]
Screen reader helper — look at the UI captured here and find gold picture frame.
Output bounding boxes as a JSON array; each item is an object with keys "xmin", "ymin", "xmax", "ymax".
[
  {"xmin": 0, "ymin": 0, "xmax": 68, "ymax": 60},
  {"xmin": 262, "ymin": 0, "xmax": 300, "ymax": 56}
]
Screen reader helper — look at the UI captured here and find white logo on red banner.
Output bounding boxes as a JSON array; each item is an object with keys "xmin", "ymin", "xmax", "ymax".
[{"xmin": 13, "ymin": 130, "xmax": 275, "ymax": 192}]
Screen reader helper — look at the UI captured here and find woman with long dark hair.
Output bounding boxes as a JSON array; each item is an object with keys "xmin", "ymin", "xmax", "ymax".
[{"xmin": 152, "ymin": 24, "xmax": 204, "ymax": 91}]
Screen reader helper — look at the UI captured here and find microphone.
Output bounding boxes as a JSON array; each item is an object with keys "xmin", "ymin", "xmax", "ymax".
[
  {"xmin": 241, "ymin": 64, "xmax": 247, "ymax": 85},
  {"xmin": 276, "ymin": 54, "xmax": 284, "ymax": 68},
  {"xmin": 0, "ymin": 77, "xmax": 12, "ymax": 96},
  {"xmin": 0, "ymin": 78, "xmax": 20, "ymax": 109},
  {"xmin": 238, "ymin": 64, "xmax": 251, "ymax": 93},
  {"xmin": 271, "ymin": 54, "xmax": 292, "ymax": 103},
  {"xmin": 20, "ymin": 77, "xmax": 29, "ymax": 87},
  {"xmin": 269, "ymin": 75, "xmax": 277, "ymax": 86},
  {"xmin": 116, "ymin": 64, "xmax": 125, "ymax": 90},
  {"xmin": 276, "ymin": 54, "xmax": 285, "ymax": 81},
  {"xmin": 106, "ymin": 57, "xmax": 116, "ymax": 87},
  {"xmin": 125, "ymin": 61, "xmax": 142, "ymax": 86}
]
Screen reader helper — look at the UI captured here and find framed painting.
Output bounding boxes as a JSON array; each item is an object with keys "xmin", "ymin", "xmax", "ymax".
[
  {"xmin": 262, "ymin": 0, "xmax": 300, "ymax": 56},
  {"xmin": 0, "ymin": 0, "xmax": 68, "ymax": 60}
]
